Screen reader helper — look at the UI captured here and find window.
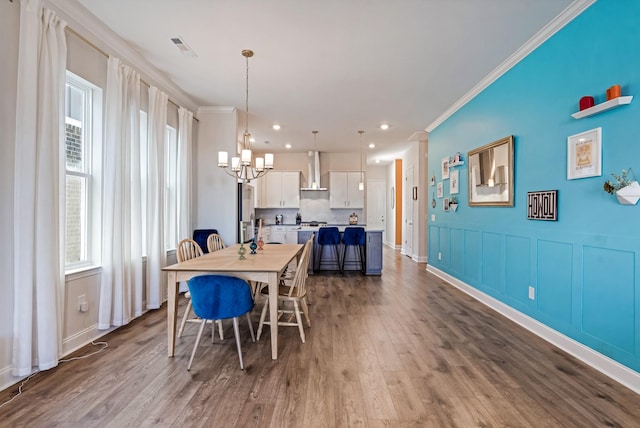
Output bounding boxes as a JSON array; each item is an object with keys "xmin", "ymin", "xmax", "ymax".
[
  {"xmin": 64, "ymin": 72, "xmax": 102, "ymax": 270},
  {"xmin": 139, "ymin": 115, "xmax": 178, "ymax": 253}
]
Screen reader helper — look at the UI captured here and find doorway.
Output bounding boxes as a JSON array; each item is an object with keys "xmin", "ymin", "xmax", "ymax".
[{"xmin": 366, "ymin": 180, "xmax": 385, "ymax": 242}]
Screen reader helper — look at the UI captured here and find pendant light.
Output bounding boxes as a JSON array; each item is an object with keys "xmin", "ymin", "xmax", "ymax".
[{"xmin": 358, "ymin": 130, "xmax": 365, "ymax": 191}]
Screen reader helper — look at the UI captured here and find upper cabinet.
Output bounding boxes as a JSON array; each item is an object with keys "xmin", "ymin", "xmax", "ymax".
[
  {"xmin": 257, "ymin": 171, "xmax": 300, "ymax": 208},
  {"xmin": 329, "ymin": 171, "xmax": 364, "ymax": 209}
]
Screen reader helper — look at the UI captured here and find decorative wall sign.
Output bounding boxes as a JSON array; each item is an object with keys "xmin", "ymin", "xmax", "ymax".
[
  {"xmin": 441, "ymin": 157, "xmax": 450, "ymax": 180},
  {"xmin": 527, "ymin": 190, "xmax": 558, "ymax": 221},
  {"xmin": 450, "ymin": 170, "xmax": 459, "ymax": 194},
  {"xmin": 437, "ymin": 182, "xmax": 443, "ymax": 198},
  {"xmin": 567, "ymin": 127, "xmax": 601, "ymax": 180},
  {"xmin": 444, "ymin": 198, "xmax": 450, "ymax": 212}
]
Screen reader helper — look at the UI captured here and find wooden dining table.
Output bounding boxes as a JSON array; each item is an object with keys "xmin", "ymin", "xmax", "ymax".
[{"xmin": 162, "ymin": 243, "xmax": 303, "ymax": 360}]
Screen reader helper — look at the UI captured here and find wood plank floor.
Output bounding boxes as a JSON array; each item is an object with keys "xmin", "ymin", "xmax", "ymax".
[{"xmin": 1, "ymin": 248, "xmax": 639, "ymax": 427}]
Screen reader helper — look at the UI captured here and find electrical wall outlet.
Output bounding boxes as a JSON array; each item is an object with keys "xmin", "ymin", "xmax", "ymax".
[
  {"xmin": 528, "ymin": 286, "xmax": 535, "ymax": 300},
  {"xmin": 78, "ymin": 295, "xmax": 88, "ymax": 312},
  {"xmin": 438, "ymin": 252, "xmax": 442, "ymax": 260},
  {"xmin": 431, "ymin": 214, "xmax": 436, "ymax": 222}
]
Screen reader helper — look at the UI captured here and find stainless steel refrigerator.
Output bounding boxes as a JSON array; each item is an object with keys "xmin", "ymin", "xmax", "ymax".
[{"xmin": 238, "ymin": 182, "xmax": 255, "ymax": 243}]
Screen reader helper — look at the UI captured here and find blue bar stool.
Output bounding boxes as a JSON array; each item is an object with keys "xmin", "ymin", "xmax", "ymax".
[
  {"xmin": 315, "ymin": 227, "xmax": 341, "ymax": 272},
  {"xmin": 341, "ymin": 227, "xmax": 365, "ymax": 273}
]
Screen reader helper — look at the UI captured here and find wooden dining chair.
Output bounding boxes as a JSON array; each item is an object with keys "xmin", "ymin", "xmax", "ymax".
[
  {"xmin": 176, "ymin": 238, "xmax": 223, "ymax": 340},
  {"xmin": 256, "ymin": 236, "xmax": 314, "ymax": 343},
  {"xmin": 206, "ymin": 233, "xmax": 226, "ymax": 253}
]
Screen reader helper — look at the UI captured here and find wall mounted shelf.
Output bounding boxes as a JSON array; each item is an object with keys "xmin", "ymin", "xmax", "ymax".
[
  {"xmin": 571, "ymin": 96, "xmax": 633, "ymax": 119},
  {"xmin": 449, "ymin": 160, "xmax": 465, "ymax": 167}
]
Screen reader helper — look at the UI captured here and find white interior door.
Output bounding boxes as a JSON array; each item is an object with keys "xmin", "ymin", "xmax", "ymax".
[
  {"xmin": 366, "ymin": 180, "xmax": 385, "ymax": 240},
  {"xmin": 404, "ymin": 166, "xmax": 414, "ymax": 257}
]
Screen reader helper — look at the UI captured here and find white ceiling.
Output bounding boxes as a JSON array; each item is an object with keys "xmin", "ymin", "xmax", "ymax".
[{"xmin": 76, "ymin": 0, "xmax": 575, "ymax": 164}]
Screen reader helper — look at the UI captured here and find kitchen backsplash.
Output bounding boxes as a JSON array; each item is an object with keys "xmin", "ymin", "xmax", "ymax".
[{"xmin": 257, "ymin": 199, "xmax": 363, "ymax": 225}]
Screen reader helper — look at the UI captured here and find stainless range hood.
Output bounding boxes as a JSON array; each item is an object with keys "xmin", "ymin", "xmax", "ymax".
[{"xmin": 301, "ymin": 150, "xmax": 327, "ymax": 191}]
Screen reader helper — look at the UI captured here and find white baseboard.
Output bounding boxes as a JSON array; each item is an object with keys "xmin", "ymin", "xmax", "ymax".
[
  {"xmin": 62, "ymin": 324, "xmax": 116, "ymax": 357},
  {"xmin": 383, "ymin": 241, "xmax": 402, "ymax": 251},
  {"xmin": 0, "ymin": 366, "xmax": 16, "ymax": 393},
  {"xmin": 1, "ymin": 324, "xmax": 118, "ymax": 392},
  {"xmin": 427, "ymin": 265, "xmax": 640, "ymax": 395}
]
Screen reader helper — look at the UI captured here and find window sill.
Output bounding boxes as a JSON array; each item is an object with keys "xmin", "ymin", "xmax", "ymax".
[{"xmin": 65, "ymin": 265, "xmax": 102, "ymax": 281}]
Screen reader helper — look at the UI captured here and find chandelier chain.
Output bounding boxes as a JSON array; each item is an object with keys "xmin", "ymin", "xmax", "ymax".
[{"xmin": 245, "ymin": 52, "xmax": 249, "ymax": 136}]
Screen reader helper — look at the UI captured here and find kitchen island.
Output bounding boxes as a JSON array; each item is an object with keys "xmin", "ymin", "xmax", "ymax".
[{"xmin": 297, "ymin": 226, "xmax": 382, "ymax": 275}]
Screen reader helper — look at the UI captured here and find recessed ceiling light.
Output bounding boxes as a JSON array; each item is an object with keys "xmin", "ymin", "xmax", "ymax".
[
  {"xmin": 380, "ymin": 123, "xmax": 389, "ymax": 130},
  {"xmin": 368, "ymin": 143, "xmax": 375, "ymax": 148},
  {"xmin": 249, "ymin": 137, "xmax": 255, "ymax": 143},
  {"xmin": 272, "ymin": 124, "xmax": 281, "ymax": 131},
  {"xmin": 285, "ymin": 143, "xmax": 292, "ymax": 149}
]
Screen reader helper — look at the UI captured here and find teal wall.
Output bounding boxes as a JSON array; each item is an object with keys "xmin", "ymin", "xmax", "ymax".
[{"xmin": 428, "ymin": 0, "xmax": 640, "ymax": 373}]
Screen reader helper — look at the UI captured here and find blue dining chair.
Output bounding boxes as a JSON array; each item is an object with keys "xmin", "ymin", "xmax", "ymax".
[
  {"xmin": 341, "ymin": 227, "xmax": 366, "ymax": 273},
  {"xmin": 187, "ymin": 275, "xmax": 255, "ymax": 370},
  {"xmin": 192, "ymin": 228, "xmax": 218, "ymax": 254}
]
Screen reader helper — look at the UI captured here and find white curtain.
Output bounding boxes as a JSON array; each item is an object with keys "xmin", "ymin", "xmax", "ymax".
[
  {"xmin": 176, "ymin": 107, "xmax": 193, "ymax": 240},
  {"xmin": 12, "ymin": 0, "xmax": 66, "ymax": 375},
  {"xmin": 98, "ymin": 57, "xmax": 143, "ymax": 329},
  {"xmin": 146, "ymin": 86, "xmax": 168, "ymax": 309}
]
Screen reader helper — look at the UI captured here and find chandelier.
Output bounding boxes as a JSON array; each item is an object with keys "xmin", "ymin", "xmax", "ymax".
[{"xmin": 218, "ymin": 49, "xmax": 274, "ymax": 182}]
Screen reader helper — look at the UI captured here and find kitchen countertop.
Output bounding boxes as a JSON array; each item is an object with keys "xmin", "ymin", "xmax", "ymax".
[
  {"xmin": 297, "ymin": 225, "xmax": 382, "ymax": 232},
  {"xmin": 260, "ymin": 223, "xmax": 366, "ymax": 227}
]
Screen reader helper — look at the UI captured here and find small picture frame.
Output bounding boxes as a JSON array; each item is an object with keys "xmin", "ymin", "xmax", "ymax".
[
  {"xmin": 449, "ymin": 170, "xmax": 459, "ymax": 194},
  {"xmin": 567, "ymin": 127, "xmax": 602, "ymax": 180},
  {"xmin": 527, "ymin": 190, "xmax": 558, "ymax": 221},
  {"xmin": 441, "ymin": 157, "xmax": 450, "ymax": 180},
  {"xmin": 430, "ymin": 175, "xmax": 436, "ymax": 186},
  {"xmin": 444, "ymin": 197, "xmax": 450, "ymax": 211},
  {"xmin": 437, "ymin": 182, "xmax": 443, "ymax": 198}
]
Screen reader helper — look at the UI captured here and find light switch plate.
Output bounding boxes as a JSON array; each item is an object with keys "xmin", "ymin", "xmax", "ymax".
[{"xmin": 431, "ymin": 214, "xmax": 436, "ymax": 221}]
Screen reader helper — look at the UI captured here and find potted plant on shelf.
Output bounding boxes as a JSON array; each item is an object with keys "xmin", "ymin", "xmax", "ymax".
[
  {"xmin": 449, "ymin": 195, "xmax": 459, "ymax": 211},
  {"xmin": 603, "ymin": 168, "xmax": 640, "ymax": 205}
]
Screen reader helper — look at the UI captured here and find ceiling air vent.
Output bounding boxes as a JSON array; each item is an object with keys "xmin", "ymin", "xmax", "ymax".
[{"xmin": 170, "ymin": 36, "xmax": 197, "ymax": 58}]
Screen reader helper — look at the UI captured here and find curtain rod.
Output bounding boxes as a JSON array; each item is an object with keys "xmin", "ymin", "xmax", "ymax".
[{"xmin": 64, "ymin": 26, "xmax": 199, "ymax": 121}]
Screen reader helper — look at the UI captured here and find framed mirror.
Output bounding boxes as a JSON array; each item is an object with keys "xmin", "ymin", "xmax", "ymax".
[{"xmin": 468, "ymin": 135, "xmax": 514, "ymax": 206}]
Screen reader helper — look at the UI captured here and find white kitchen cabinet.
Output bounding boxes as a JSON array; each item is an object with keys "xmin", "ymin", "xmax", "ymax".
[
  {"xmin": 285, "ymin": 227, "xmax": 299, "ymax": 244},
  {"xmin": 269, "ymin": 226, "xmax": 287, "ymax": 243},
  {"xmin": 329, "ymin": 171, "xmax": 364, "ymax": 208},
  {"xmin": 259, "ymin": 226, "xmax": 270, "ymax": 243},
  {"xmin": 257, "ymin": 171, "xmax": 300, "ymax": 208}
]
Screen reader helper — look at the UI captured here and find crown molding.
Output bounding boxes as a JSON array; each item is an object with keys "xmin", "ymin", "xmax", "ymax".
[
  {"xmin": 47, "ymin": 0, "xmax": 200, "ymax": 113},
  {"xmin": 426, "ymin": 0, "xmax": 596, "ymax": 133},
  {"xmin": 197, "ymin": 106, "xmax": 237, "ymax": 115},
  {"xmin": 408, "ymin": 131, "xmax": 428, "ymax": 141}
]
